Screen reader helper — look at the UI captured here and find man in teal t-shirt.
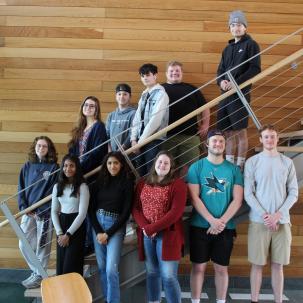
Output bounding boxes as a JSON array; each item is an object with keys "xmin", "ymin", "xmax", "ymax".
[{"xmin": 187, "ymin": 129, "xmax": 243, "ymax": 303}]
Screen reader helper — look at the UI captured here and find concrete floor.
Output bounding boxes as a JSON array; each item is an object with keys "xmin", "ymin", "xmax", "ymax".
[
  {"xmin": 121, "ymin": 276, "xmax": 303, "ymax": 303},
  {"xmin": 1, "ymin": 269, "xmax": 303, "ymax": 303}
]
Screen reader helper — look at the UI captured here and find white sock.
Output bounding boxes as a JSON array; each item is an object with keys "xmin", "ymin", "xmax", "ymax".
[
  {"xmin": 236, "ymin": 156, "xmax": 246, "ymax": 168},
  {"xmin": 191, "ymin": 299, "xmax": 200, "ymax": 303},
  {"xmin": 216, "ymin": 300, "xmax": 226, "ymax": 303},
  {"xmin": 226, "ymin": 154, "xmax": 235, "ymax": 164}
]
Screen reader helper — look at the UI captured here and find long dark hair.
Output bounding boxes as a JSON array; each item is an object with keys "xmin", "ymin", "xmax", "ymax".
[
  {"xmin": 145, "ymin": 150, "xmax": 176, "ymax": 186},
  {"xmin": 56, "ymin": 154, "xmax": 85, "ymax": 197},
  {"xmin": 96, "ymin": 151, "xmax": 133, "ymax": 187},
  {"xmin": 28, "ymin": 136, "xmax": 58, "ymax": 163},
  {"xmin": 68, "ymin": 96, "xmax": 101, "ymax": 148}
]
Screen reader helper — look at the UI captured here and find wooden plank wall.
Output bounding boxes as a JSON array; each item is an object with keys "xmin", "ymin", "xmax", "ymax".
[{"xmin": 0, "ymin": 1, "xmax": 303, "ymax": 274}]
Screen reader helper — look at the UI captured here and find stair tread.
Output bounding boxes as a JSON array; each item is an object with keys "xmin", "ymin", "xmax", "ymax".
[
  {"xmin": 255, "ymin": 146, "xmax": 303, "ymax": 152},
  {"xmin": 279, "ymin": 130, "xmax": 303, "ymax": 138}
]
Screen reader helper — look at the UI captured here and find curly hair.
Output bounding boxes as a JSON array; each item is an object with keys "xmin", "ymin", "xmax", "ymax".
[
  {"xmin": 145, "ymin": 150, "xmax": 176, "ymax": 186},
  {"xmin": 56, "ymin": 154, "xmax": 85, "ymax": 198},
  {"xmin": 96, "ymin": 151, "xmax": 133, "ymax": 187},
  {"xmin": 68, "ymin": 96, "xmax": 101, "ymax": 148},
  {"xmin": 28, "ymin": 136, "xmax": 58, "ymax": 163}
]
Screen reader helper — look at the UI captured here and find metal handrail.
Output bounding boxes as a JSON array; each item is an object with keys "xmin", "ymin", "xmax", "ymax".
[{"xmin": 0, "ymin": 47, "xmax": 302, "ymax": 229}]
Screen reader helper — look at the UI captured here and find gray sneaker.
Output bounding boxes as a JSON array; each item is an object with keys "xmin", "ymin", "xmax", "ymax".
[
  {"xmin": 24, "ymin": 274, "xmax": 43, "ymax": 289},
  {"xmin": 21, "ymin": 273, "xmax": 35, "ymax": 287}
]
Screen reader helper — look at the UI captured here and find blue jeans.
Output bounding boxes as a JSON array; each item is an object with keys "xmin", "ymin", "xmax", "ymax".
[
  {"xmin": 135, "ymin": 139, "xmax": 162, "ymax": 177},
  {"xmin": 93, "ymin": 212, "xmax": 126, "ymax": 303},
  {"xmin": 143, "ymin": 233, "xmax": 181, "ymax": 303}
]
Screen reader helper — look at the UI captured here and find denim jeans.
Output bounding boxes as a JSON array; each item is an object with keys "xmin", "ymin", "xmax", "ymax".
[
  {"xmin": 93, "ymin": 212, "xmax": 126, "ymax": 303},
  {"xmin": 143, "ymin": 233, "xmax": 181, "ymax": 303},
  {"xmin": 134, "ymin": 139, "xmax": 162, "ymax": 177}
]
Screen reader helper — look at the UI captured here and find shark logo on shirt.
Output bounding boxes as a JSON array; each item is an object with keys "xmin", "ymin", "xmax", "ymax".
[{"xmin": 204, "ymin": 173, "xmax": 227, "ymax": 194}]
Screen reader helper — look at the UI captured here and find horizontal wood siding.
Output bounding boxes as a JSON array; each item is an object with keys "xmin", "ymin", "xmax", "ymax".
[{"xmin": 0, "ymin": 1, "xmax": 302, "ymax": 276}]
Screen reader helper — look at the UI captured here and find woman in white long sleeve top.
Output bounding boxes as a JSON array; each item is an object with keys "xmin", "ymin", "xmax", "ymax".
[{"xmin": 51, "ymin": 154, "xmax": 89, "ymax": 275}]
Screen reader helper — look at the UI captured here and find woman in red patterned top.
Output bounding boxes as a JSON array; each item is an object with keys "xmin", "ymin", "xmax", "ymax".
[{"xmin": 132, "ymin": 150, "xmax": 187, "ymax": 303}]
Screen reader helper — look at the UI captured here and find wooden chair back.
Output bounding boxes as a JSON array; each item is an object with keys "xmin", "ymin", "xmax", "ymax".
[{"xmin": 41, "ymin": 272, "xmax": 92, "ymax": 303}]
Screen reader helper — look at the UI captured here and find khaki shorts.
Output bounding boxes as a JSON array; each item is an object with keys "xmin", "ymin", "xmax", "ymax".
[{"xmin": 248, "ymin": 222, "xmax": 292, "ymax": 266}]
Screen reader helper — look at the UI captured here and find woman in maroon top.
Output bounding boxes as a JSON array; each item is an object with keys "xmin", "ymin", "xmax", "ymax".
[{"xmin": 132, "ymin": 150, "xmax": 187, "ymax": 303}]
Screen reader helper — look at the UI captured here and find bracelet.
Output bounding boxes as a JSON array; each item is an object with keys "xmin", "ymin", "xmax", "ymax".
[{"xmin": 65, "ymin": 232, "xmax": 71, "ymax": 237}]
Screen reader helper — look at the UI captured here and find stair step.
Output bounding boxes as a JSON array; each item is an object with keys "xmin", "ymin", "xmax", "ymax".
[
  {"xmin": 179, "ymin": 256, "xmax": 303, "ymax": 277},
  {"xmin": 255, "ymin": 146, "xmax": 303, "ymax": 152},
  {"xmin": 279, "ymin": 130, "xmax": 303, "ymax": 139}
]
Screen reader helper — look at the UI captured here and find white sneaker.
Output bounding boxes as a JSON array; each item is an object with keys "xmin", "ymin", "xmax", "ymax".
[
  {"xmin": 21, "ymin": 273, "xmax": 35, "ymax": 287},
  {"xmin": 24, "ymin": 274, "xmax": 43, "ymax": 289}
]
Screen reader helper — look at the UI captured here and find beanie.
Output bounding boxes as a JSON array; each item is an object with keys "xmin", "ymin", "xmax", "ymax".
[{"xmin": 229, "ymin": 10, "xmax": 247, "ymax": 27}]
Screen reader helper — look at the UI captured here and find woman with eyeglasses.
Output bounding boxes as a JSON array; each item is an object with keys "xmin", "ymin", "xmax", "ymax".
[
  {"xmin": 68, "ymin": 96, "xmax": 108, "ymax": 254},
  {"xmin": 51, "ymin": 154, "xmax": 89, "ymax": 275},
  {"xmin": 132, "ymin": 151, "xmax": 187, "ymax": 303},
  {"xmin": 89, "ymin": 151, "xmax": 134, "ymax": 303},
  {"xmin": 68, "ymin": 96, "xmax": 107, "ymax": 178}
]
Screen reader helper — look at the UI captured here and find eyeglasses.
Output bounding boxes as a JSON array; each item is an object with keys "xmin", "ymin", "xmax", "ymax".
[
  {"xmin": 36, "ymin": 144, "xmax": 48, "ymax": 149},
  {"xmin": 83, "ymin": 103, "xmax": 96, "ymax": 109}
]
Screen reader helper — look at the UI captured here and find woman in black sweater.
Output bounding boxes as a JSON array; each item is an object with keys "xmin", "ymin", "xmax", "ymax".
[{"xmin": 89, "ymin": 151, "xmax": 134, "ymax": 303}]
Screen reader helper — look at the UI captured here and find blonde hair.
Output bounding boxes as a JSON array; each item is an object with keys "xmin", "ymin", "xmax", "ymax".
[{"xmin": 166, "ymin": 60, "xmax": 183, "ymax": 71}]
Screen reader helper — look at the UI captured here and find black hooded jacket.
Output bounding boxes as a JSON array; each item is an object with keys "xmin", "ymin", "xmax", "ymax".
[{"xmin": 217, "ymin": 34, "xmax": 261, "ymax": 91}]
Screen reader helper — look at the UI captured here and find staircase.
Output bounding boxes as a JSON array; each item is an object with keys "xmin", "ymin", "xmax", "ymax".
[{"xmin": 0, "ymin": 27, "xmax": 302, "ymax": 302}]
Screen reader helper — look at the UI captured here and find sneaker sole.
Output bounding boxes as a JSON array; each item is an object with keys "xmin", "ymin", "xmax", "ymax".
[{"xmin": 21, "ymin": 275, "xmax": 35, "ymax": 287}]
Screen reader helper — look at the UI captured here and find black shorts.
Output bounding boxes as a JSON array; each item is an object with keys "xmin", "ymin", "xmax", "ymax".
[
  {"xmin": 189, "ymin": 225, "xmax": 236, "ymax": 266},
  {"xmin": 217, "ymin": 93, "xmax": 251, "ymax": 131}
]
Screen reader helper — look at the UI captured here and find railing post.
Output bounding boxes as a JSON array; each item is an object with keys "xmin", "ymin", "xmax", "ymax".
[
  {"xmin": 113, "ymin": 137, "xmax": 140, "ymax": 180},
  {"xmin": 227, "ymin": 71, "xmax": 262, "ymax": 130},
  {"xmin": 0, "ymin": 202, "xmax": 48, "ymax": 278}
]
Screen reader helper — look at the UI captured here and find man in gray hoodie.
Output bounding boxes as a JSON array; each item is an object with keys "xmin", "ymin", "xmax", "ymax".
[{"xmin": 106, "ymin": 83, "xmax": 136, "ymax": 151}]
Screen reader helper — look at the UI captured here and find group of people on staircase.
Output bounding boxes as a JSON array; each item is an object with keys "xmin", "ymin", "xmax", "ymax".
[{"xmin": 16, "ymin": 10, "xmax": 299, "ymax": 303}]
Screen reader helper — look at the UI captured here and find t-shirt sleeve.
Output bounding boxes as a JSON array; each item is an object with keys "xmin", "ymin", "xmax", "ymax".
[
  {"xmin": 195, "ymin": 89, "xmax": 206, "ymax": 107},
  {"xmin": 234, "ymin": 165, "xmax": 244, "ymax": 187}
]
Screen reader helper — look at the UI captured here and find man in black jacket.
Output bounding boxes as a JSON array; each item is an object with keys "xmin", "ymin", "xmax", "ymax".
[{"xmin": 217, "ymin": 10, "xmax": 261, "ymax": 171}]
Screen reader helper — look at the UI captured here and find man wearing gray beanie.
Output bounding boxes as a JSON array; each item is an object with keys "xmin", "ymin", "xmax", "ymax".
[{"xmin": 217, "ymin": 10, "xmax": 261, "ymax": 172}]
